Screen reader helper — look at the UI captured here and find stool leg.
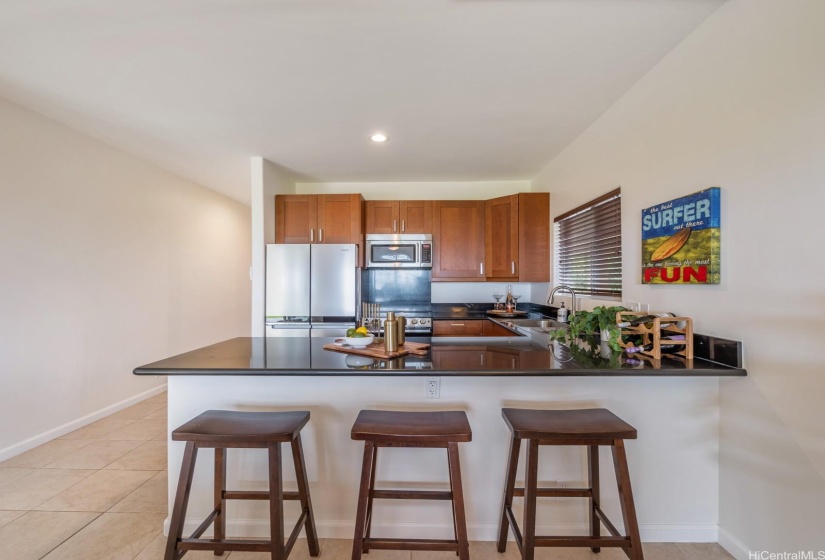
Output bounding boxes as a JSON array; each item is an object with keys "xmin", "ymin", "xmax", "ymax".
[
  {"xmin": 291, "ymin": 434, "xmax": 320, "ymax": 557},
  {"xmin": 363, "ymin": 443, "xmax": 378, "ymax": 553},
  {"xmin": 165, "ymin": 441, "xmax": 198, "ymax": 560},
  {"xmin": 522, "ymin": 439, "xmax": 539, "ymax": 560},
  {"xmin": 612, "ymin": 439, "xmax": 643, "ymax": 560},
  {"xmin": 447, "ymin": 442, "xmax": 470, "ymax": 560},
  {"xmin": 497, "ymin": 435, "xmax": 521, "ymax": 552},
  {"xmin": 588, "ymin": 445, "xmax": 601, "ymax": 553},
  {"xmin": 351, "ymin": 441, "xmax": 376, "ymax": 560},
  {"xmin": 268, "ymin": 443, "xmax": 285, "ymax": 560},
  {"xmin": 214, "ymin": 447, "xmax": 227, "ymax": 556}
]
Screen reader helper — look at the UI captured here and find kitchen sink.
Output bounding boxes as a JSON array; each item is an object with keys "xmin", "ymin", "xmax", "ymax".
[{"xmin": 495, "ymin": 318, "xmax": 569, "ymax": 334}]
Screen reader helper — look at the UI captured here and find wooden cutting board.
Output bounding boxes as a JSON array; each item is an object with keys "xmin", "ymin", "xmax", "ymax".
[{"xmin": 323, "ymin": 340, "xmax": 430, "ymax": 359}]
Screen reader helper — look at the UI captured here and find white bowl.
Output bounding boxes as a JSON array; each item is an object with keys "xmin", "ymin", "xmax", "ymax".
[{"xmin": 345, "ymin": 335, "xmax": 375, "ymax": 348}]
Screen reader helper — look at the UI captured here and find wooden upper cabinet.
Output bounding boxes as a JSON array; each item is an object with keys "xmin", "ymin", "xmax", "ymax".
[
  {"xmin": 275, "ymin": 194, "xmax": 365, "ymax": 263},
  {"xmin": 432, "ymin": 201, "xmax": 485, "ymax": 281},
  {"xmin": 399, "ymin": 201, "xmax": 432, "ymax": 234},
  {"xmin": 365, "ymin": 200, "xmax": 432, "ymax": 234},
  {"xmin": 317, "ymin": 194, "xmax": 363, "ymax": 244},
  {"xmin": 275, "ymin": 195, "xmax": 317, "ymax": 244},
  {"xmin": 482, "ymin": 193, "xmax": 550, "ymax": 282},
  {"xmin": 485, "ymin": 195, "xmax": 520, "ymax": 280},
  {"xmin": 516, "ymin": 192, "xmax": 550, "ymax": 282}
]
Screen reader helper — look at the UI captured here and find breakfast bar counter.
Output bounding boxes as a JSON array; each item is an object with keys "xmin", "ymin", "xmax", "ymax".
[
  {"xmin": 134, "ymin": 336, "xmax": 746, "ymax": 377},
  {"xmin": 136, "ymin": 336, "xmax": 745, "ymax": 544}
]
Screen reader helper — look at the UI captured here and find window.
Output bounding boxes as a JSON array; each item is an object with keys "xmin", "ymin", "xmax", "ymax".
[{"xmin": 554, "ymin": 188, "xmax": 622, "ymax": 298}]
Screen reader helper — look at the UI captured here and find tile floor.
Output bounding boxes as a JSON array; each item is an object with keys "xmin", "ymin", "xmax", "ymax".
[{"xmin": 0, "ymin": 393, "xmax": 735, "ymax": 560}]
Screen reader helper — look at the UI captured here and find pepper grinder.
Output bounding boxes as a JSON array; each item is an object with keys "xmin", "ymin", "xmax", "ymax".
[
  {"xmin": 396, "ymin": 315, "xmax": 406, "ymax": 347},
  {"xmin": 384, "ymin": 312, "xmax": 398, "ymax": 352}
]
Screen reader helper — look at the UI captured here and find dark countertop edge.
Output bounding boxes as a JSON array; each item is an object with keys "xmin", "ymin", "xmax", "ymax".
[{"xmin": 134, "ymin": 366, "xmax": 747, "ymax": 377}]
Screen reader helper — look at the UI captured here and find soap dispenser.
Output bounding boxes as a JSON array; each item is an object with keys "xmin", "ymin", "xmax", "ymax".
[{"xmin": 557, "ymin": 302, "xmax": 568, "ymax": 323}]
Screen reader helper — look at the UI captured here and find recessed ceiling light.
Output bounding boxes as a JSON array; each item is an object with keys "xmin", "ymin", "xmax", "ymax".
[{"xmin": 369, "ymin": 133, "xmax": 389, "ymax": 143}]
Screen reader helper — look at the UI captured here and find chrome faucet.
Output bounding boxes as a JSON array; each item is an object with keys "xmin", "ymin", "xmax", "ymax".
[{"xmin": 547, "ymin": 285, "xmax": 577, "ymax": 313}]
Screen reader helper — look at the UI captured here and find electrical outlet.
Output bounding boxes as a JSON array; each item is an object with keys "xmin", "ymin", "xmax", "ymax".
[{"xmin": 426, "ymin": 377, "xmax": 440, "ymax": 399}]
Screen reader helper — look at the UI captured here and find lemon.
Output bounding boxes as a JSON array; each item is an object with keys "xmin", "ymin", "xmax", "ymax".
[{"xmin": 355, "ymin": 326, "xmax": 369, "ymax": 335}]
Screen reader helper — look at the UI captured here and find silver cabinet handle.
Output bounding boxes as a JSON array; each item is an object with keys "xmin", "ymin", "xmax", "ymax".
[
  {"xmin": 393, "ymin": 220, "xmax": 397, "ymax": 232},
  {"xmin": 480, "ymin": 353, "xmax": 485, "ymax": 365},
  {"xmin": 480, "ymin": 262, "xmax": 484, "ymax": 275},
  {"xmin": 310, "ymin": 229, "xmax": 314, "ymax": 242},
  {"xmin": 401, "ymin": 220, "xmax": 405, "ymax": 232},
  {"xmin": 319, "ymin": 229, "xmax": 323, "ymax": 242},
  {"xmin": 512, "ymin": 261, "xmax": 515, "ymax": 275},
  {"xmin": 451, "ymin": 323, "xmax": 465, "ymax": 327}
]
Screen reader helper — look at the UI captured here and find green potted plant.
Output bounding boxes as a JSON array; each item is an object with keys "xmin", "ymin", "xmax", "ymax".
[{"xmin": 549, "ymin": 305, "xmax": 628, "ymax": 352}]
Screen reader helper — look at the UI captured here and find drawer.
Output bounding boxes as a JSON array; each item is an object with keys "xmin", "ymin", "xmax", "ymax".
[{"xmin": 433, "ymin": 320, "xmax": 484, "ymax": 336}]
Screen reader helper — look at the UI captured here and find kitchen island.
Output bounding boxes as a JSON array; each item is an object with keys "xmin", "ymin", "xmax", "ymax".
[{"xmin": 135, "ymin": 336, "xmax": 745, "ymax": 543}]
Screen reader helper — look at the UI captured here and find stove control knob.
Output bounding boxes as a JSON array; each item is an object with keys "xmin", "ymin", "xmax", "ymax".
[{"xmin": 411, "ymin": 319, "xmax": 418, "ymax": 324}]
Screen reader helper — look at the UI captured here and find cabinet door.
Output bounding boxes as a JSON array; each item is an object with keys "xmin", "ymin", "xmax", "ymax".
[
  {"xmin": 399, "ymin": 201, "xmax": 433, "ymax": 234},
  {"xmin": 275, "ymin": 195, "xmax": 317, "ymax": 244},
  {"xmin": 317, "ymin": 194, "xmax": 363, "ymax": 244},
  {"xmin": 431, "ymin": 347, "xmax": 487, "ymax": 370},
  {"xmin": 481, "ymin": 320, "xmax": 519, "ymax": 337},
  {"xmin": 432, "ymin": 201, "xmax": 485, "ymax": 281},
  {"xmin": 517, "ymin": 193, "xmax": 550, "ymax": 282},
  {"xmin": 365, "ymin": 201, "xmax": 399, "ymax": 234},
  {"xmin": 485, "ymin": 195, "xmax": 519, "ymax": 280},
  {"xmin": 486, "ymin": 348, "xmax": 520, "ymax": 370},
  {"xmin": 433, "ymin": 320, "xmax": 484, "ymax": 337}
]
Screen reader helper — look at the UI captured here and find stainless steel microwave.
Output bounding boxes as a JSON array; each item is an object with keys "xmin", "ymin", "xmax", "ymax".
[{"xmin": 365, "ymin": 234, "xmax": 433, "ymax": 268}]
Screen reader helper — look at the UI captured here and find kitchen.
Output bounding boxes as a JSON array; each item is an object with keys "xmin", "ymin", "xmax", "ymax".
[{"xmin": 1, "ymin": 1, "xmax": 823, "ymax": 559}]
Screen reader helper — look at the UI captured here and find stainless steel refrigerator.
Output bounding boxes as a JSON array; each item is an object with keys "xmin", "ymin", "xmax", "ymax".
[{"xmin": 265, "ymin": 244, "xmax": 358, "ymax": 337}]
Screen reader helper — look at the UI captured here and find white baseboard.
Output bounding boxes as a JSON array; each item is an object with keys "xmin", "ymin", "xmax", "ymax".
[
  {"xmin": 718, "ymin": 526, "xmax": 750, "ymax": 560},
  {"xmin": 0, "ymin": 384, "xmax": 167, "ymax": 462},
  {"xmin": 164, "ymin": 518, "xmax": 718, "ymax": 543}
]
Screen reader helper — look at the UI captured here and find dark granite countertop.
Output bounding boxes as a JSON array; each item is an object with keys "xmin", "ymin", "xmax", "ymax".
[{"xmin": 133, "ymin": 337, "xmax": 747, "ymax": 377}]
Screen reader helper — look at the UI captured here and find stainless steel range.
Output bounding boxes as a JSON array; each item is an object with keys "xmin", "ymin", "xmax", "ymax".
[{"xmin": 361, "ymin": 269, "xmax": 432, "ymax": 336}]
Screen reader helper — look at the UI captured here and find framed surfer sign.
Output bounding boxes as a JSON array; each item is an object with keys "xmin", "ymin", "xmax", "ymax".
[{"xmin": 641, "ymin": 187, "xmax": 721, "ymax": 284}]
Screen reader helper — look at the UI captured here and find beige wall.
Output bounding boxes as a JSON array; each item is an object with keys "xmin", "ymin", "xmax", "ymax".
[
  {"xmin": 0, "ymin": 95, "xmax": 251, "ymax": 458},
  {"xmin": 532, "ymin": 0, "xmax": 825, "ymax": 554}
]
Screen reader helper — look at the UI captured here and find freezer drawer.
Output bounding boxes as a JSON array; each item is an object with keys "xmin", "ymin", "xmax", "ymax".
[
  {"xmin": 265, "ymin": 324, "xmax": 311, "ymax": 338},
  {"xmin": 310, "ymin": 324, "xmax": 355, "ymax": 338}
]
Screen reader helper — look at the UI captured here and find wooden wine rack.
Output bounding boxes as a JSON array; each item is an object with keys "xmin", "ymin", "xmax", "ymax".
[{"xmin": 615, "ymin": 312, "xmax": 694, "ymax": 361}]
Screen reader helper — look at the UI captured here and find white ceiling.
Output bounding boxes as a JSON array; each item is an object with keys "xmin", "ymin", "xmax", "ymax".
[{"xmin": 0, "ymin": 0, "xmax": 724, "ymax": 204}]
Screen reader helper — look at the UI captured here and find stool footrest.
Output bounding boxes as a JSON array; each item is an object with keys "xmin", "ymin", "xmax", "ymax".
[
  {"xmin": 179, "ymin": 539, "xmax": 273, "ymax": 553},
  {"xmin": 223, "ymin": 490, "xmax": 301, "ymax": 500},
  {"xmin": 365, "ymin": 538, "xmax": 460, "ymax": 552},
  {"xmin": 371, "ymin": 489, "xmax": 453, "ymax": 500},
  {"xmin": 189, "ymin": 509, "xmax": 219, "ymax": 540},
  {"xmin": 534, "ymin": 536, "xmax": 629, "ymax": 547},
  {"xmin": 513, "ymin": 487, "xmax": 592, "ymax": 498}
]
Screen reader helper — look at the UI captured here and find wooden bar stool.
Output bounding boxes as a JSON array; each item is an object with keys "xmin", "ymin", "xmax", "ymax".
[
  {"xmin": 165, "ymin": 410, "xmax": 320, "ymax": 560},
  {"xmin": 497, "ymin": 408, "xmax": 643, "ymax": 560},
  {"xmin": 350, "ymin": 410, "xmax": 472, "ymax": 560}
]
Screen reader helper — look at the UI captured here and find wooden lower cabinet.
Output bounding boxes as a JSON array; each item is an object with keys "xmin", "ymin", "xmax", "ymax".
[
  {"xmin": 434, "ymin": 319, "xmax": 519, "ymax": 337},
  {"xmin": 433, "ymin": 320, "xmax": 484, "ymax": 337}
]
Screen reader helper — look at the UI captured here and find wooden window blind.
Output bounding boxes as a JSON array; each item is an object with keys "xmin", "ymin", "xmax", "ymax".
[{"xmin": 554, "ymin": 188, "xmax": 622, "ymax": 298}]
